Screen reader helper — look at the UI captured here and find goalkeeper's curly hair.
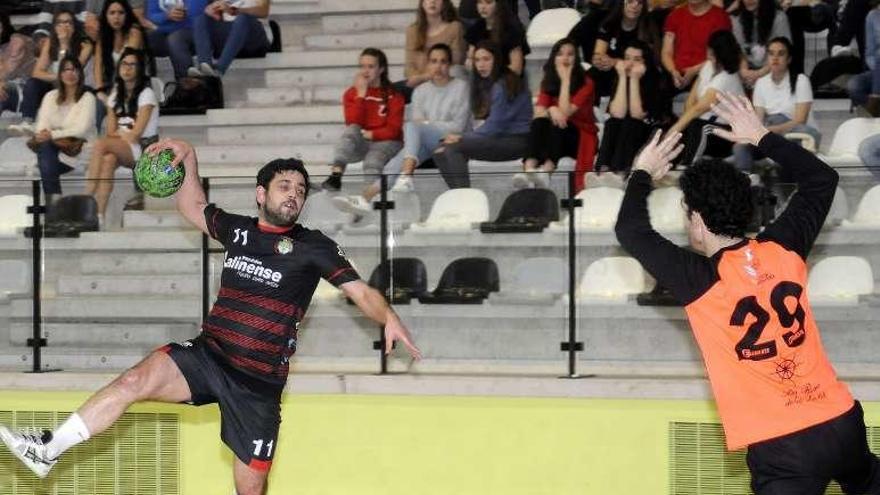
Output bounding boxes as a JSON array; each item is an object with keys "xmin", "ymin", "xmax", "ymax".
[{"xmin": 679, "ymin": 158, "xmax": 753, "ymax": 238}]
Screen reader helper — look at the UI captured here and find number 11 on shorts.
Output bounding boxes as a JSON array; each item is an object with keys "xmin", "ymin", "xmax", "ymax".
[{"xmin": 252, "ymin": 438, "xmax": 274, "ymax": 458}]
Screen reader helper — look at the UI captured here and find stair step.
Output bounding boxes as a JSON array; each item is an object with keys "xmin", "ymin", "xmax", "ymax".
[
  {"xmin": 196, "ymin": 144, "xmax": 335, "ymax": 164},
  {"xmin": 264, "ymin": 65, "xmax": 405, "ymax": 88},
  {"xmin": 56, "ymin": 274, "xmax": 203, "ymax": 296},
  {"xmin": 121, "ymin": 210, "xmax": 192, "ymax": 229},
  {"xmin": 79, "ymin": 252, "xmax": 202, "ymax": 275},
  {"xmin": 304, "ymin": 30, "xmax": 406, "ymax": 50},
  {"xmin": 233, "ymin": 48, "xmax": 405, "ymax": 70},
  {"xmin": 207, "ymin": 105, "xmax": 341, "ymax": 125},
  {"xmin": 11, "ymin": 296, "xmax": 201, "ymax": 320},
  {"xmin": 246, "ymin": 86, "xmax": 347, "ymax": 106},
  {"xmin": 9, "ymin": 322, "xmax": 197, "ymax": 347},
  {"xmin": 207, "ymin": 124, "xmax": 344, "ymax": 146},
  {"xmin": 321, "ymin": 12, "xmax": 414, "ymax": 33}
]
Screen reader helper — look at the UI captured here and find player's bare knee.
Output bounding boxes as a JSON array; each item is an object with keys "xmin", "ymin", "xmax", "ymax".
[{"xmin": 114, "ymin": 364, "xmax": 152, "ymax": 402}]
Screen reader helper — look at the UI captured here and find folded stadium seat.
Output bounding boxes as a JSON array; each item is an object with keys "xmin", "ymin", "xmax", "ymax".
[
  {"xmin": 526, "ymin": 8, "xmax": 582, "ymax": 49},
  {"xmin": 480, "ymin": 188, "xmax": 559, "ymax": 233},
  {"xmin": 408, "ymin": 188, "xmax": 490, "ymax": 234},
  {"xmin": 0, "ymin": 259, "xmax": 29, "ymax": 301},
  {"xmin": 785, "ymin": 132, "xmax": 817, "ymax": 153},
  {"xmin": 365, "ymin": 258, "xmax": 429, "ymax": 304},
  {"xmin": 0, "ymin": 194, "xmax": 32, "ymax": 238},
  {"xmin": 575, "ymin": 256, "xmax": 650, "ymax": 305},
  {"xmin": 546, "ymin": 186, "xmax": 624, "ymax": 233},
  {"xmin": 647, "ymin": 186, "xmax": 686, "ymax": 233},
  {"xmin": 808, "ymin": 256, "xmax": 874, "ymax": 305},
  {"xmin": 489, "ymin": 257, "xmax": 567, "ymax": 305},
  {"xmin": 841, "ymin": 184, "xmax": 880, "ymax": 228},
  {"xmin": 418, "ymin": 257, "xmax": 500, "ymax": 304},
  {"xmin": 825, "ymin": 186, "xmax": 849, "ymax": 227},
  {"xmin": 26, "ymin": 195, "xmax": 99, "ymax": 237},
  {"xmin": 299, "ymin": 191, "xmax": 345, "ymax": 233},
  {"xmin": 820, "ymin": 118, "xmax": 880, "ymax": 166},
  {"xmin": 342, "ymin": 191, "xmax": 422, "ymax": 235},
  {"xmin": 0, "ymin": 137, "xmax": 37, "ymax": 176}
]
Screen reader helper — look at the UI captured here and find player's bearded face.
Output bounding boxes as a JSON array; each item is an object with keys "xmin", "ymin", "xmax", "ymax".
[{"xmin": 260, "ymin": 172, "xmax": 307, "ymax": 227}]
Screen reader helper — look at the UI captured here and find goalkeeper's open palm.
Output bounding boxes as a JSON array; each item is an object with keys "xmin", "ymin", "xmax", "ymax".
[
  {"xmin": 710, "ymin": 92, "xmax": 769, "ymax": 146},
  {"xmin": 632, "ymin": 130, "xmax": 684, "ymax": 181}
]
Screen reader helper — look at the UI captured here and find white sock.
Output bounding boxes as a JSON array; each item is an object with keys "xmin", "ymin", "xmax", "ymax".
[{"xmin": 46, "ymin": 413, "xmax": 91, "ymax": 459}]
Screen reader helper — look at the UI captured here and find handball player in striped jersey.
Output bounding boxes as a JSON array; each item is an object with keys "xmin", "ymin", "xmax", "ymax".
[{"xmin": 0, "ymin": 138, "xmax": 422, "ymax": 495}]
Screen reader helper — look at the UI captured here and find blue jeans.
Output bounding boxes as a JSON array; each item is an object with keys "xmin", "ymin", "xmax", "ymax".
[
  {"xmin": 193, "ymin": 14, "xmax": 269, "ymax": 75},
  {"xmin": 858, "ymin": 133, "xmax": 880, "ymax": 182},
  {"xmin": 380, "ymin": 122, "xmax": 447, "ymax": 184},
  {"xmin": 733, "ymin": 113, "xmax": 822, "ymax": 172},
  {"xmin": 1, "ymin": 82, "xmax": 20, "ymax": 115},
  {"xmin": 148, "ymin": 28, "xmax": 195, "ymax": 79},
  {"xmin": 847, "ymin": 66, "xmax": 880, "ymax": 106},
  {"xmin": 36, "ymin": 141, "xmax": 74, "ymax": 195}
]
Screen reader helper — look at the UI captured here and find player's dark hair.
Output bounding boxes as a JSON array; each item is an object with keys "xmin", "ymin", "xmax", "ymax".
[
  {"xmin": 679, "ymin": 158, "xmax": 753, "ymax": 238},
  {"xmin": 256, "ymin": 158, "xmax": 311, "ymax": 201}
]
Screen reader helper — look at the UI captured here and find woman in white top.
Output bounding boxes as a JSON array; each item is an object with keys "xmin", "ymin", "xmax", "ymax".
[
  {"xmin": 732, "ymin": 0, "xmax": 791, "ymax": 87},
  {"xmin": 32, "ymin": 57, "xmax": 97, "ymax": 203},
  {"xmin": 733, "ymin": 36, "xmax": 820, "ymax": 171},
  {"xmin": 667, "ymin": 30, "xmax": 745, "ymax": 166},
  {"xmin": 86, "ymin": 48, "xmax": 158, "ymax": 222}
]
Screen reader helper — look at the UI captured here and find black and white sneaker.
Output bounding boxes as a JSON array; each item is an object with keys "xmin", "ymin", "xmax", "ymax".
[
  {"xmin": 321, "ymin": 173, "xmax": 342, "ymax": 192},
  {"xmin": 0, "ymin": 425, "xmax": 58, "ymax": 478}
]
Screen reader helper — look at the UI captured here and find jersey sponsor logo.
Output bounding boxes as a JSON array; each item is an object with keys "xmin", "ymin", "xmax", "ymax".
[
  {"xmin": 224, "ymin": 255, "xmax": 283, "ymax": 287},
  {"xmin": 275, "ymin": 237, "xmax": 294, "ymax": 255}
]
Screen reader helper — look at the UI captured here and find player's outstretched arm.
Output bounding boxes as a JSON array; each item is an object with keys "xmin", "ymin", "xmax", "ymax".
[
  {"xmin": 145, "ymin": 138, "xmax": 210, "ymax": 236},
  {"xmin": 340, "ymin": 280, "xmax": 422, "ymax": 360}
]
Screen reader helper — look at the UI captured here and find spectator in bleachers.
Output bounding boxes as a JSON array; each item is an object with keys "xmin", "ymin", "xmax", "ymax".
[
  {"xmin": 9, "ymin": 10, "xmax": 93, "ymax": 134},
  {"xmin": 732, "ymin": 0, "xmax": 791, "ymax": 88},
  {"xmin": 809, "ymin": 0, "xmax": 871, "ymax": 94},
  {"xmin": 394, "ymin": 0, "xmax": 466, "ymax": 102},
  {"xmin": 332, "ymin": 43, "xmax": 470, "ymax": 214},
  {"xmin": 31, "ymin": 57, "xmax": 96, "ymax": 203},
  {"xmin": 590, "ymin": 0, "xmax": 660, "ymax": 98},
  {"xmin": 0, "ymin": 15, "xmax": 37, "ymax": 117},
  {"xmin": 733, "ymin": 36, "xmax": 820, "ymax": 171},
  {"xmin": 31, "ymin": 0, "xmax": 89, "ymax": 46},
  {"xmin": 146, "ymin": 0, "xmax": 205, "ymax": 79},
  {"xmin": 86, "ymin": 0, "xmax": 153, "ymax": 40},
  {"xmin": 667, "ymin": 29, "xmax": 744, "ymax": 165},
  {"xmin": 857, "ymin": 132, "xmax": 880, "ymax": 181},
  {"xmin": 569, "ymin": 0, "xmax": 613, "ymax": 66},
  {"xmin": 464, "ymin": 0, "xmax": 530, "ymax": 75},
  {"xmin": 595, "ymin": 40, "xmax": 662, "ymax": 176},
  {"xmin": 779, "ymin": 0, "xmax": 833, "ymax": 77},
  {"xmin": 847, "ymin": 7, "xmax": 880, "ymax": 115},
  {"xmin": 94, "ymin": 1, "xmax": 144, "ymax": 111},
  {"xmin": 85, "ymin": 48, "xmax": 157, "ymax": 224},
  {"xmin": 190, "ymin": 0, "xmax": 271, "ymax": 77},
  {"xmin": 661, "ymin": 0, "xmax": 731, "ymax": 93},
  {"xmin": 458, "ymin": 0, "xmax": 539, "ymax": 26},
  {"xmin": 321, "ymin": 48, "xmax": 405, "ymax": 195},
  {"xmin": 433, "ymin": 40, "xmax": 532, "ymax": 189},
  {"xmin": 513, "ymin": 37, "xmax": 596, "ymax": 190}
]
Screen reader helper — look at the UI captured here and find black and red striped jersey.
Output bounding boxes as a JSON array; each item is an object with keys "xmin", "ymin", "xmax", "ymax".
[{"xmin": 201, "ymin": 204, "xmax": 360, "ymax": 385}]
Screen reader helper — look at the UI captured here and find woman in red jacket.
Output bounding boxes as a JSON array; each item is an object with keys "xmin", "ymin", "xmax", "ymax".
[{"xmin": 322, "ymin": 48, "xmax": 405, "ymax": 212}]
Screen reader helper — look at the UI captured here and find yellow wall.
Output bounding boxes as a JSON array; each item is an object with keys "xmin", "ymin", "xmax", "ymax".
[{"xmin": 2, "ymin": 391, "xmax": 878, "ymax": 494}]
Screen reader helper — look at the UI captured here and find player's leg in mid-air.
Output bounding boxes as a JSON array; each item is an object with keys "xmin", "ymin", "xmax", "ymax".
[{"xmin": 0, "ymin": 350, "xmax": 191, "ymax": 478}]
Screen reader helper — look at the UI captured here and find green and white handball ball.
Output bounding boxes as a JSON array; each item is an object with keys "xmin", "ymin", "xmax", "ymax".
[{"xmin": 134, "ymin": 149, "xmax": 184, "ymax": 198}]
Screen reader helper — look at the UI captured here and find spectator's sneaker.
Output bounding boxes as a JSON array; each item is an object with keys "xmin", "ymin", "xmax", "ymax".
[
  {"xmin": 199, "ymin": 63, "xmax": 220, "ymax": 78},
  {"xmin": 321, "ymin": 174, "xmax": 342, "ymax": 191},
  {"xmin": 186, "ymin": 66, "xmax": 202, "ymax": 78},
  {"xmin": 0, "ymin": 426, "xmax": 58, "ymax": 478},
  {"xmin": 7, "ymin": 122, "xmax": 35, "ymax": 136},
  {"xmin": 391, "ymin": 175, "xmax": 414, "ymax": 192},
  {"xmin": 123, "ymin": 193, "xmax": 145, "ymax": 211},
  {"xmin": 331, "ymin": 195, "xmax": 373, "ymax": 216},
  {"xmin": 532, "ymin": 171, "xmax": 551, "ymax": 189},
  {"xmin": 511, "ymin": 172, "xmax": 533, "ymax": 189}
]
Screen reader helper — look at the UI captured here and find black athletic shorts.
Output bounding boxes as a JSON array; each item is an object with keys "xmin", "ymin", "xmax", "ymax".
[
  {"xmin": 747, "ymin": 401, "xmax": 880, "ymax": 495},
  {"xmin": 161, "ymin": 336, "xmax": 283, "ymax": 472}
]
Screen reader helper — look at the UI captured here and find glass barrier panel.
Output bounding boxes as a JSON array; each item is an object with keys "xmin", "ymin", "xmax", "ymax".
[{"xmin": 0, "ymin": 179, "xmax": 36, "ymax": 372}]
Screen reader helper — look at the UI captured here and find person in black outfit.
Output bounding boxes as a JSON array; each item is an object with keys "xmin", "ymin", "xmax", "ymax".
[
  {"xmin": 568, "ymin": 1, "xmax": 612, "ymax": 68},
  {"xmin": 590, "ymin": 0, "xmax": 660, "ymax": 98},
  {"xmin": 616, "ymin": 91, "xmax": 880, "ymax": 495},
  {"xmin": 0, "ymin": 139, "xmax": 422, "ymax": 495},
  {"xmin": 464, "ymin": 0, "xmax": 531, "ymax": 74}
]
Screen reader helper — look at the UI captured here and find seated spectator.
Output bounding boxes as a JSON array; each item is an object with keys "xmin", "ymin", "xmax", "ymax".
[
  {"xmin": 667, "ymin": 29, "xmax": 744, "ymax": 165},
  {"xmin": 458, "ymin": 0, "xmax": 532, "ymax": 26},
  {"xmin": 321, "ymin": 48, "xmax": 404, "ymax": 197},
  {"xmin": 31, "ymin": 0, "xmax": 89, "ymax": 46},
  {"xmin": 809, "ymin": 0, "xmax": 871, "ymax": 93},
  {"xmin": 10, "ymin": 10, "xmax": 93, "ymax": 133},
  {"xmin": 661, "ymin": 0, "xmax": 731, "ymax": 93},
  {"xmin": 146, "ymin": 0, "xmax": 205, "ymax": 79},
  {"xmin": 31, "ymin": 57, "xmax": 97, "ymax": 203},
  {"xmin": 780, "ymin": 0, "xmax": 833, "ymax": 77},
  {"xmin": 94, "ymin": 0, "xmax": 144, "ymax": 93},
  {"xmin": 85, "ymin": 48, "xmax": 157, "ymax": 224},
  {"xmin": 191, "ymin": 0, "xmax": 271, "ymax": 77},
  {"xmin": 433, "ymin": 41, "xmax": 532, "ymax": 189},
  {"xmin": 591, "ymin": 0, "xmax": 659, "ymax": 98},
  {"xmin": 569, "ymin": 0, "xmax": 613, "ymax": 65},
  {"xmin": 732, "ymin": 0, "xmax": 791, "ymax": 88},
  {"xmin": 332, "ymin": 43, "xmax": 470, "ymax": 214},
  {"xmin": 86, "ymin": 0, "xmax": 154, "ymax": 40},
  {"xmin": 394, "ymin": 0, "xmax": 465, "ymax": 102},
  {"xmin": 0, "ymin": 15, "xmax": 37, "ymax": 116},
  {"xmin": 857, "ymin": 133, "xmax": 880, "ymax": 182},
  {"xmin": 513, "ymin": 37, "xmax": 597, "ymax": 190},
  {"xmin": 464, "ymin": 0, "xmax": 530, "ymax": 75},
  {"xmin": 733, "ymin": 37, "xmax": 820, "ymax": 171},
  {"xmin": 595, "ymin": 40, "xmax": 662, "ymax": 176},
  {"xmin": 848, "ymin": 8, "xmax": 880, "ymax": 115}
]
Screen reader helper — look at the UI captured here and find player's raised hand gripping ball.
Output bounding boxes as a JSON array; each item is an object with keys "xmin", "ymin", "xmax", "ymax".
[{"xmin": 134, "ymin": 148, "xmax": 185, "ymax": 198}]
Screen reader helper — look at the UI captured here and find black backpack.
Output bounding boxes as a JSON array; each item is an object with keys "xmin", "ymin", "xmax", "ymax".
[{"xmin": 160, "ymin": 76, "xmax": 224, "ymax": 116}]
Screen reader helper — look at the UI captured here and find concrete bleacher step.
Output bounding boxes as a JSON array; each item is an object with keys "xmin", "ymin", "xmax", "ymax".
[
  {"xmin": 321, "ymin": 12, "xmax": 415, "ymax": 33},
  {"xmin": 318, "ymin": 0, "xmax": 417, "ymax": 14},
  {"xmin": 55, "ymin": 230, "xmax": 204, "ymax": 251},
  {"xmin": 10, "ymin": 296, "xmax": 200, "ymax": 320},
  {"xmin": 207, "ymin": 124, "xmax": 344, "ymax": 146},
  {"xmin": 0, "ymin": 346, "xmax": 159, "ymax": 371},
  {"xmin": 207, "ymin": 105, "xmax": 342, "ymax": 126},
  {"xmin": 246, "ymin": 86, "xmax": 347, "ymax": 106},
  {"xmin": 264, "ymin": 65, "xmax": 405, "ymax": 88},
  {"xmin": 197, "ymin": 144, "xmax": 335, "ymax": 164},
  {"xmin": 121, "ymin": 210, "xmax": 192, "ymax": 230},
  {"xmin": 232, "ymin": 48, "xmax": 405, "ymax": 70},
  {"xmin": 79, "ymin": 252, "xmax": 201, "ymax": 275},
  {"xmin": 304, "ymin": 30, "xmax": 407, "ymax": 50},
  {"xmin": 56, "ymin": 275, "xmax": 202, "ymax": 297},
  {"xmin": 8, "ymin": 322, "xmax": 197, "ymax": 348}
]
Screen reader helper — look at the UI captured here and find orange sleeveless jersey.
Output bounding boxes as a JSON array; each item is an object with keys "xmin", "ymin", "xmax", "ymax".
[{"xmin": 685, "ymin": 239, "xmax": 853, "ymax": 450}]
